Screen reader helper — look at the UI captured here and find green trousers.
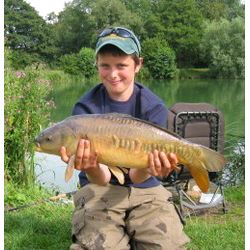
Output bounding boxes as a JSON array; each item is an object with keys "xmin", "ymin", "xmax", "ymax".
[{"xmin": 70, "ymin": 183, "xmax": 189, "ymax": 250}]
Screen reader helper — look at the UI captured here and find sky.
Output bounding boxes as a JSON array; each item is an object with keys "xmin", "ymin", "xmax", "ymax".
[{"xmin": 24, "ymin": 0, "xmax": 72, "ymax": 18}]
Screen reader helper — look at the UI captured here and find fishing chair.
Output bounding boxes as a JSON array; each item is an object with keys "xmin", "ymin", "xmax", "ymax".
[{"xmin": 162, "ymin": 103, "xmax": 227, "ymax": 220}]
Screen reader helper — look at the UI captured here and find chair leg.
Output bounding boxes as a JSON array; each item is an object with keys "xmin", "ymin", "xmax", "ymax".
[
  {"xmin": 219, "ymin": 183, "xmax": 228, "ymax": 213},
  {"xmin": 175, "ymin": 185, "xmax": 186, "ymax": 224}
]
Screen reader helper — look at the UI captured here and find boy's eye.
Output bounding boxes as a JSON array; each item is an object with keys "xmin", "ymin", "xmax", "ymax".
[
  {"xmin": 117, "ymin": 64, "xmax": 127, "ymax": 69},
  {"xmin": 99, "ymin": 64, "xmax": 109, "ymax": 69}
]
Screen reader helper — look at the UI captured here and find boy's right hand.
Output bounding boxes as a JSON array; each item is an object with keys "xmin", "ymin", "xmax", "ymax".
[{"xmin": 60, "ymin": 139, "xmax": 99, "ymax": 172}]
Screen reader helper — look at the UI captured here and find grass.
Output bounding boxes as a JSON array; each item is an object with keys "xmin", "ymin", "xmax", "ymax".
[
  {"xmin": 5, "ymin": 203, "xmax": 73, "ymax": 249},
  {"xmin": 185, "ymin": 185, "xmax": 245, "ymax": 250},
  {"xmin": 4, "ymin": 184, "xmax": 244, "ymax": 250},
  {"xmin": 4, "ymin": 182, "xmax": 73, "ymax": 249}
]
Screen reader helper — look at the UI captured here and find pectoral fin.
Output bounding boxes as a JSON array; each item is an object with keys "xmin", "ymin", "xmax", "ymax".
[
  {"xmin": 109, "ymin": 166, "xmax": 125, "ymax": 184},
  {"xmin": 65, "ymin": 155, "xmax": 75, "ymax": 182},
  {"xmin": 119, "ymin": 167, "xmax": 129, "ymax": 174}
]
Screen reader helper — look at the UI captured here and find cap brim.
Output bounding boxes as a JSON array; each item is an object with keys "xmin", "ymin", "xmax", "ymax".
[{"xmin": 96, "ymin": 38, "xmax": 138, "ymax": 55}]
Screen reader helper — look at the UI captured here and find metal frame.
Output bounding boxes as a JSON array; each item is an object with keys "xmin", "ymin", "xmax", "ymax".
[
  {"xmin": 175, "ymin": 111, "xmax": 220, "ymax": 151},
  {"xmin": 162, "ymin": 110, "xmax": 227, "ymax": 219}
]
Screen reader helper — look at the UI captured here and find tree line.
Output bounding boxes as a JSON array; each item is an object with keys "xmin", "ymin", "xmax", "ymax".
[{"xmin": 5, "ymin": 0, "xmax": 245, "ymax": 79}]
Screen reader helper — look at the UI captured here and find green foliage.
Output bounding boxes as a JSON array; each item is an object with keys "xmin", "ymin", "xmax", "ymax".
[
  {"xmin": 196, "ymin": 0, "xmax": 245, "ymax": 21},
  {"xmin": 177, "ymin": 68, "xmax": 211, "ymax": 79},
  {"xmin": 223, "ymin": 138, "xmax": 245, "ymax": 186},
  {"xmin": 4, "ymin": 181, "xmax": 51, "ymax": 207},
  {"xmin": 4, "ymin": 60, "xmax": 54, "ymax": 185},
  {"xmin": 7, "ymin": 49, "xmax": 34, "ymax": 70},
  {"xmin": 5, "ymin": 0, "xmax": 245, "ymax": 76},
  {"xmin": 78, "ymin": 48, "xmax": 96, "ymax": 78},
  {"xmin": 59, "ymin": 53, "xmax": 81, "ymax": 75},
  {"xmin": 55, "ymin": 0, "xmax": 143, "ymax": 54},
  {"xmin": 59, "ymin": 47, "xmax": 96, "ymax": 78},
  {"xmin": 90, "ymin": 0, "xmax": 143, "ymax": 33},
  {"xmin": 196, "ymin": 0, "xmax": 230, "ymax": 21},
  {"xmin": 142, "ymin": 37, "xmax": 177, "ymax": 79},
  {"xmin": 55, "ymin": 1, "xmax": 97, "ymax": 54},
  {"xmin": 154, "ymin": 0, "xmax": 204, "ymax": 66},
  {"xmin": 200, "ymin": 17, "xmax": 245, "ymax": 78},
  {"xmin": 4, "ymin": 0, "xmax": 58, "ymax": 67}
]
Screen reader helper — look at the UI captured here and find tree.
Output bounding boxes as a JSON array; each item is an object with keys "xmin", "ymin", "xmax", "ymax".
[
  {"xmin": 55, "ymin": 1, "xmax": 97, "ymax": 54},
  {"xmin": 90, "ymin": 0, "xmax": 143, "ymax": 34},
  {"xmin": 196, "ymin": 0, "xmax": 244, "ymax": 21},
  {"xmin": 4, "ymin": 0, "xmax": 58, "ymax": 68},
  {"xmin": 54, "ymin": 0, "xmax": 143, "ymax": 55},
  {"xmin": 155, "ymin": 0, "xmax": 204, "ymax": 67},
  {"xmin": 199, "ymin": 17, "xmax": 244, "ymax": 78},
  {"xmin": 196, "ymin": 0, "xmax": 229, "ymax": 21}
]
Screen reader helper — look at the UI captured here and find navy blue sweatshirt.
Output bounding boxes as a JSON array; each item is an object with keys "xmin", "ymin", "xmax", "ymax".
[{"xmin": 72, "ymin": 82, "xmax": 168, "ymax": 188}]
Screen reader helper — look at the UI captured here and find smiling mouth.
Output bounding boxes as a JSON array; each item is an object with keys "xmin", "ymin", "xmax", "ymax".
[{"xmin": 109, "ymin": 79, "xmax": 122, "ymax": 84}]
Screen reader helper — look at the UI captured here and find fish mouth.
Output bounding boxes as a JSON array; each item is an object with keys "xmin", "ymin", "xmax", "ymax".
[{"xmin": 34, "ymin": 140, "xmax": 42, "ymax": 151}]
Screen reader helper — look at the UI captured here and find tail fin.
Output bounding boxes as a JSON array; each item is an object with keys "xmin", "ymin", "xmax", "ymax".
[
  {"xmin": 200, "ymin": 146, "xmax": 226, "ymax": 172},
  {"xmin": 184, "ymin": 146, "xmax": 226, "ymax": 193},
  {"xmin": 186, "ymin": 161, "xmax": 210, "ymax": 192}
]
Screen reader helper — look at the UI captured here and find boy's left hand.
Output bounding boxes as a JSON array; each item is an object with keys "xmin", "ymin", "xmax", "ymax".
[{"xmin": 148, "ymin": 150, "xmax": 178, "ymax": 177}]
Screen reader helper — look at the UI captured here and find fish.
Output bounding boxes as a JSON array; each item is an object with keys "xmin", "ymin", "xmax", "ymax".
[{"xmin": 34, "ymin": 113, "xmax": 226, "ymax": 192}]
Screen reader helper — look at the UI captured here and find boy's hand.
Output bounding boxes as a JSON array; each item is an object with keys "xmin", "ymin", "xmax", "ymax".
[
  {"xmin": 148, "ymin": 150, "xmax": 178, "ymax": 177},
  {"xmin": 60, "ymin": 139, "xmax": 99, "ymax": 171}
]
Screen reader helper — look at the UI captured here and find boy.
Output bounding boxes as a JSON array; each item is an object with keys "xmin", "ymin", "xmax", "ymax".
[{"xmin": 61, "ymin": 27, "xmax": 189, "ymax": 249}]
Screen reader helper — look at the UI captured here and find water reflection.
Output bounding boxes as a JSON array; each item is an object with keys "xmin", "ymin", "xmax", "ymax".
[
  {"xmin": 147, "ymin": 79, "xmax": 244, "ymax": 138},
  {"xmin": 35, "ymin": 152, "xmax": 80, "ymax": 193}
]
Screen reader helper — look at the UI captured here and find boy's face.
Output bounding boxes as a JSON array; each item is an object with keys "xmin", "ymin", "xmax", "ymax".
[{"xmin": 96, "ymin": 53, "xmax": 142, "ymax": 101}]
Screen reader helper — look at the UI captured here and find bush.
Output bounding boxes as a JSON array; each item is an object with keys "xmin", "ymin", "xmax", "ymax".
[
  {"xmin": 59, "ymin": 53, "xmax": 80, "ymax": 75},
  {"xmin": 59, "ymin": 47, "xmax": 96, "ymax": 78},
  {"xmin": 78, "ymin": 47, "xmax": 96, "ymax": 78},
  {"xmin": 7, "ymin": 50, "xmax": 35, "ymax": 70},
  {"xmin": 4, "ymin": 67, "xmax": 54, "ymax": 186},
  {"xmin": 142, "ymin": 37, "xmax": 177, "ymax": 79},
  {"xmin": 199, "ymin": 17, "xmax": 245, "ymax": 79},
  {"xmin": 223, "ymin": 138, "xmax": 245, "ymax": 186}
]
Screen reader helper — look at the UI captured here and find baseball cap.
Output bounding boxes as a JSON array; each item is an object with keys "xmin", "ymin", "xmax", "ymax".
[{"xmin": 95, "ymin": 27, "xmax": 141, "ymax": 56}]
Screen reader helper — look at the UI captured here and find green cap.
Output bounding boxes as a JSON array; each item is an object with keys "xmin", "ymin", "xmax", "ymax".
[{"xmin": 95, "ymin": 27, "xmax": 141, "ymax": 56}]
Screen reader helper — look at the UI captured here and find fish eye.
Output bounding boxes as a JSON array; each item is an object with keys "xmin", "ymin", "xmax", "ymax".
[{"xmin": 46, "ymin": 136, "xmax": 52, "ymax": 142}]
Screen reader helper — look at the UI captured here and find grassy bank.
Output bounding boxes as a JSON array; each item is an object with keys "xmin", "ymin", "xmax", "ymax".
[
  {"xmin": 4, "ymin": 183, "xmax": 244, "ymax": 249},
  {"xmin": 185, "ymin": 185, "xmax": 245, "ymax": 249},
  {"xmin": 4, "ymin": 183, "xmax": 73, "ymax": 249},
  {"xmin": 178, "ymin": 68, "xmax": 211, "ymax": 79}
]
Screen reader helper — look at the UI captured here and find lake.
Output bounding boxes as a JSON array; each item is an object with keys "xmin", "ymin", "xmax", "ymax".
[{"xmin": 35, "ymin": 78, "xmax": 245, "ymax": 192}]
